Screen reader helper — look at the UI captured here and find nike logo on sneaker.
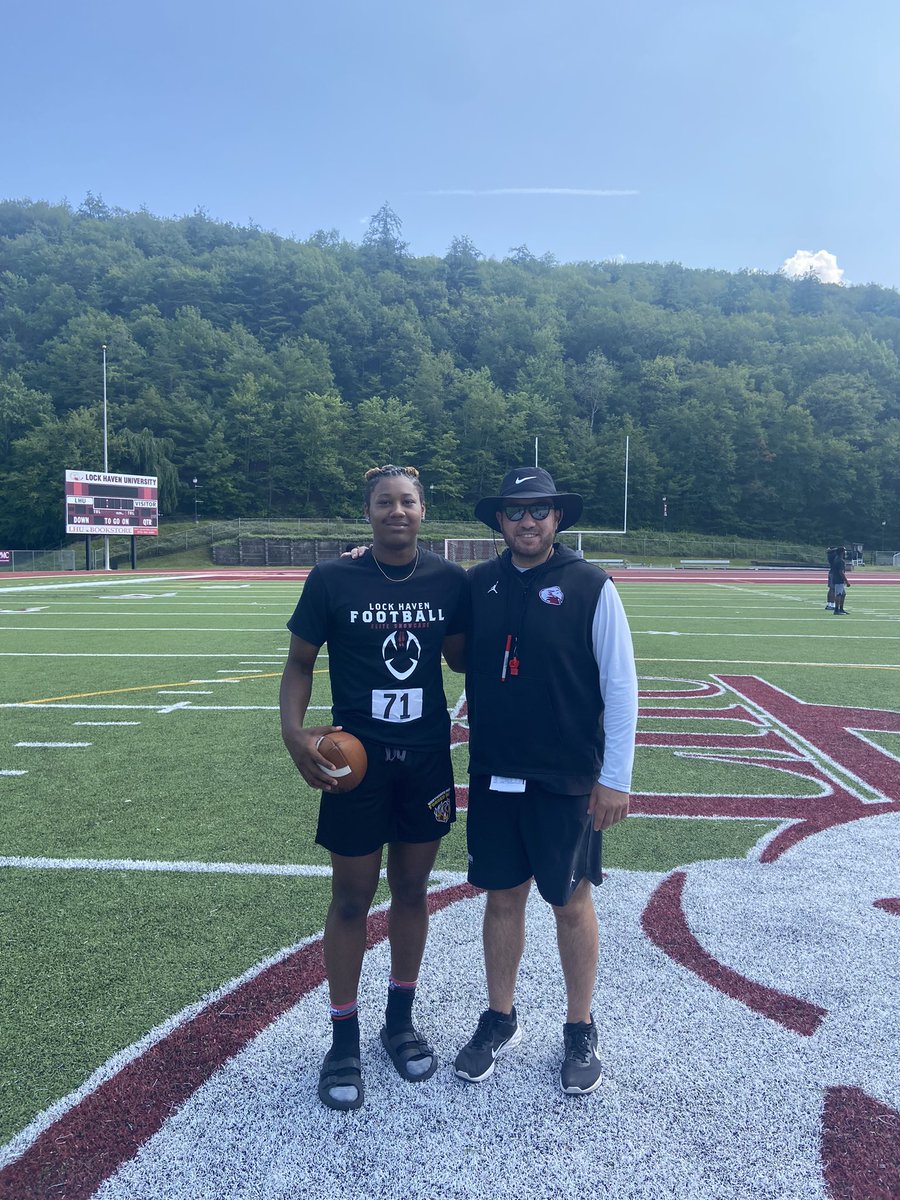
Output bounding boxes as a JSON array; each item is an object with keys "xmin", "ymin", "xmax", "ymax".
[{"xmin": 515, "ymin": 475, "xmax": 537, "ymax": 484}]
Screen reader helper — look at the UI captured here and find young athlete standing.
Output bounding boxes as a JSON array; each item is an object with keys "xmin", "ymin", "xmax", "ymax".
[{"xmin": 280, "ymin": 466, "xmax": 467, "ymax": 1111}]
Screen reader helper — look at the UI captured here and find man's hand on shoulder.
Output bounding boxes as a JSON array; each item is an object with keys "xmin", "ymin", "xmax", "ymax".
[
  {"xmin": 340, "ymin": 545, "xmax": 370, "ymax": 559},
  {"xmin": 588, "ymin": 783, "xmax": 630, "ymax": 831}
]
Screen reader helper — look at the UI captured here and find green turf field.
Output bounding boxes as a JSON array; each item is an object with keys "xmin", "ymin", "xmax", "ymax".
[{"xmin": 1, "ymin": 569, "xmax": 898, "ymax": 1142}]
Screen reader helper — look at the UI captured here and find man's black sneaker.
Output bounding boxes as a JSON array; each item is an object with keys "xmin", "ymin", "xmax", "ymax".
[
  {"xmin": 561, "ymin": 1019, "xmax": 603, "ymax": 1095},
  {"xmin": 454, "ymin": 1008, "xmax": 522, "ymax": 1082}
]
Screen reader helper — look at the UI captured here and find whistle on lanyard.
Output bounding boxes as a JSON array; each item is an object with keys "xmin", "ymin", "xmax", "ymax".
[{"xmin": 501, "ymin": 635, "xmax": 520, "ymax": 680}]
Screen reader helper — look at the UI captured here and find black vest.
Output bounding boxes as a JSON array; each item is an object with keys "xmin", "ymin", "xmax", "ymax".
[{"xmin": 466, "ymin": 545, "xmax": 608, "ymax": 794}]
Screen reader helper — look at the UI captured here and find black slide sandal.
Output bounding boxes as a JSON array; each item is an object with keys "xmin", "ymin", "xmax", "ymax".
[
  {"xmin": 380, "ymin": 1025, "xmax": 438, "ymax": 1082},
  {"xmin": 318, "ymin": 1051, "xmax": 364, "ymax": 1111}
]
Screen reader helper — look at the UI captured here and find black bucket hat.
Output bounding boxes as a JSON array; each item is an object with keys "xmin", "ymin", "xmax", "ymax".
[{"xmin": 474, "ymin": 467, "xmax": 584, "ymax": 533}]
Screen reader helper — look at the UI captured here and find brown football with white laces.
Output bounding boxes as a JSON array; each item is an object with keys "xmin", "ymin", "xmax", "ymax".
[{"xmin": 315, "ymin": 731, "xmax": 368, "ymax": 792}]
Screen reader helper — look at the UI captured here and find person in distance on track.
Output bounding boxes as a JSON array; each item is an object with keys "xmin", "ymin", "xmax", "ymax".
[
  {"xmin": 831, "ymin": 546, "xmax": 850, "ymax": 615},
  {"xmin": 454, "ymin": 467, "xmax": 638, "ymax": 1096},
  {"xmin": 280, "ymin": 465, "xmax": 468, "ymax": 1111},
  {"xmin": 825, "ymin": 546, "xmax": 839, "ymax": 609}
]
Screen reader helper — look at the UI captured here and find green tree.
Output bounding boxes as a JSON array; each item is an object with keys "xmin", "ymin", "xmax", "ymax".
[
  {"xmin": 270, "ymin": 391, "xmax": 351, "ymax": 515},
  {"xmin": 571, "ymin": 351, "xmax": 621, "ymax": 433},
  {"xmin": 0, "ymin": 370, "xmax": 53, "ymax": 459},
  {"xmin": 0, "ymin": 408, "xmax": 102, "ymax": 545},
  {"xmin": 361, "ymin": 204, "xmax": 408, "ymax": 272},
  {"xmin": 348, "ymin": 396, "xmax": 424, "ymax": 477},
  {"xmin": 422, "ymin": 429, "xmax": 464, "ymax": 518}
]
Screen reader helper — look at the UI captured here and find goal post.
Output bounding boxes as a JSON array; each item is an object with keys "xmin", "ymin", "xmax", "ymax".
[
  {"xmin": 443, "ymin": 529, "xmax": 628, "ymax": 564},
  {"xmin": 443, "ymin": 538, "xmax": 499, "ymax": 563}
]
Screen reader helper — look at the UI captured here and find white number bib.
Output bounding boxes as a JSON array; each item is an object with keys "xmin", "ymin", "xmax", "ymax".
[{"xmin": 371, "ymin": 688, "xmax": 423, "ymax": 723}]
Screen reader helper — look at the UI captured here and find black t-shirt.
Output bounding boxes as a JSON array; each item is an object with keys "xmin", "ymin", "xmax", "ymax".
[{"xmin": 287, "ymin": 548, "xmax": 469, "ymax": 749}]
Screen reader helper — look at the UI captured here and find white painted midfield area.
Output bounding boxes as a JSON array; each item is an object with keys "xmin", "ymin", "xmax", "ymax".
[{"xmin": 82, "ymin": 814, "xmax": 900, "ymax": 1200}]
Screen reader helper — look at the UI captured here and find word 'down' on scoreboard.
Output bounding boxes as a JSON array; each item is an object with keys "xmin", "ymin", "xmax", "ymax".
[{"xmin": 65, "ymin": 470, "xmax": 159, "ymax": 536}]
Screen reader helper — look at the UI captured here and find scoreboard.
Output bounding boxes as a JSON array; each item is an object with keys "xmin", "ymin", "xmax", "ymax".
[{"xmin": 65, "ymin": 470, "xmax": 159, "ymax": 536}]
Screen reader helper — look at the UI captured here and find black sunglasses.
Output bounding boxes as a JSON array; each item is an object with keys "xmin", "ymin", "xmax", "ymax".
[{"xmin": 502, "ymin": 502, "xmax": 554, "ymax": 522}]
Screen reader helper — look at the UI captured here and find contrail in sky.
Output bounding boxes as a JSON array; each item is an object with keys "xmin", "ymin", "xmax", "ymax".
[{"xmin": 419, "ymin": 187, "xmax": 639, "ymax": 197}]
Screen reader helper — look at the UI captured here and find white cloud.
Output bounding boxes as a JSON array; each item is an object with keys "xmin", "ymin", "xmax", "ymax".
[
  {"xmin": 781, "ymin": 249, "xmax": 844, "ymax": 284},
  {"xmin": 420, "ymin": 187, "xmax": 639, "ymax": 197}
]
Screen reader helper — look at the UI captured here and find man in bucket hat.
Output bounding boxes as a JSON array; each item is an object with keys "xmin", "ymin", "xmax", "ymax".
[{"xmin": 454, "ymin": 466, "xmax": 638, "ymax": 1095}]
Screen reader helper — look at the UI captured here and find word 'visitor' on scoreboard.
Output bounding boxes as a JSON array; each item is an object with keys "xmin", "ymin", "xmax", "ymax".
[{"xmin": 65, "ymin": 470, "xmax": 159, "ymax": 536}]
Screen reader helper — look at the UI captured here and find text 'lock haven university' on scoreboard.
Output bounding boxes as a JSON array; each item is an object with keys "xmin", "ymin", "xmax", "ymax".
[{"xmin": 65, "ymin": 470, "xmax": 159, "ymax": 536}]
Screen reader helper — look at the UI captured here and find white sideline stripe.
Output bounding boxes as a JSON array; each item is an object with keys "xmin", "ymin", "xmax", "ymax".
[
  {"xmin": 15, "ymin": 741, "xmax": 92, "ymax": 748},
  {"xmin": 2, "ymin": 703, "xmax": 282, "ymax": 712},
  {"xmin": 0, "ymin": 653, "xmax": 284, "ymax": 659},
  {"xmin": 640, "ymin": 629, "xmax": 900, "ymax": 640},
  {"xmin": 628, "ymin": 812, "xmax": 790, "ymax": 822},
  {"xmin": 80, "ymin": 610, "xmax": 280, "ymax": 616},
  {"xmin": 0, "ymin": 626, "xmax": 285, "ymax": 632},
  {"xmin": 650, "ymin": 614, "xmax": 899, "ymax": 623},
  {"xmin": 74, "ymin": 722, "xmax": 141, "ymax": 727},
  {"xmin": 635, "ymin": 656, "xmax": 900, "ymax": 671},
  {"xmin": 0, "ymin": 856, "xmax": 336, "ymax": 876},
  {"xmin": 0, "ymin": 770, "xmax": 27, "ymax": 776},
  {"xmin": 0, "ymin": 575, "xmax": 208, "ymax": 594}
]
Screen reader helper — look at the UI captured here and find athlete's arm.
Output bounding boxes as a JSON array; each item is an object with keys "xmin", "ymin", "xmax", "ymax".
[
  {"xmin": 279, "ymin": 633, "xmax": 343, "ymax": 791},
  {"xmin": 588, "ymin": 583, "xmax": 639, "ymax": 828},
  {"xmin": 441, "ymin": 632, "xmax": 466, "ymax": 673}
]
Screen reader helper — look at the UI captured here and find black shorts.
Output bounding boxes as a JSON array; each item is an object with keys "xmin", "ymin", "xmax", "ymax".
[
  {"xmin": 315, "ymin": 738, "xmax": 456, "ymax": 858},
  {"xmin": 465, "ymin": 775, "xmax": 602, "ymax": 908}
]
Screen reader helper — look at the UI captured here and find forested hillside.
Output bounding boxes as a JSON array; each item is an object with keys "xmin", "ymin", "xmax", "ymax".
[{"xmin": 2, "ymin": 196, "xmax": 899, "ymax": 548}]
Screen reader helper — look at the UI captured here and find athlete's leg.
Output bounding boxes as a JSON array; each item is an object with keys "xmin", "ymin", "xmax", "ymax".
[
  {"xmin": 483, "ymin": 880, "xmax": 531, "ymax": 1012},
  {"xmin": 552, "ymin": 878, "xmax": 599, "ymax": 1023},
  {"xmin": 380, "ymin": 839, "xmax": 443, "ymax": 1080},
  {"xmin": 324, "ymin": 849, "xmax": 383, "ymax": 1004},
  {"xmin": 319, "ymin": 849, "xmax": 383, "ymax": 1109},
  {"xmin": 384, "ymin": 839, "xmax": 440, "ymax": 979}
]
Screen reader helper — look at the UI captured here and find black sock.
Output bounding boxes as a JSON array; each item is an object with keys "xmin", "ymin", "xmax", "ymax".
[
  {"xmin": 385, "ymin": 984, "xmax": 416, "ymax": 1032},
  {"xmin": 330, "ymin": 1012, "xmax": 360, "ymax": 1058}
]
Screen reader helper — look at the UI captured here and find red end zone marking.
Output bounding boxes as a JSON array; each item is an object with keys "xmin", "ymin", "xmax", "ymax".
[
  {"xmin": 0, "ymin": 882, "xmax": 479, "ymax": 1200},
  {"xmin": 641, "ymin": 871, "xmax": 827, "ymax": 1035},
  {"xmin": 821, "ymin": 1087, "xmax": 900, "ymax": 1200}
]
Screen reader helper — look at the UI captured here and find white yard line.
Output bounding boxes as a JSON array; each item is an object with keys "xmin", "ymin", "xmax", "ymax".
[{"xmin": 15, "ymin": 741, "xmax": 92, "ymax": 748}]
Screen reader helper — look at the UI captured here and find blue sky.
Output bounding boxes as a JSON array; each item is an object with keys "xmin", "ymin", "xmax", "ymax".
[{"xmin": 5, "ymin": 0, "xmax": 899, "ymax": 287}]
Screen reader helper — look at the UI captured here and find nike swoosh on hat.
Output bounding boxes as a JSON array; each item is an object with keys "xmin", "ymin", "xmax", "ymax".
[{"xmin": 515, "ymin": 475, "xmax": 537, "ymax": 484}]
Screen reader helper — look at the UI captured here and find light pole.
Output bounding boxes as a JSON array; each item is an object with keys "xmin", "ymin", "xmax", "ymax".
[
  {"xmin": 102, "ymin": 344, "xmax": 110, "ymax": 570},
  {"xmin": 882, "ymin": 521, "xmax": 887, "ymax": 554},
  {"xmin": 193, "ymin": 477, "xmax": 200, "ymax": 523}
]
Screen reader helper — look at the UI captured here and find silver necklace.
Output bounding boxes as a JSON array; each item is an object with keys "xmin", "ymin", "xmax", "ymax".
[{"xmin": 372, "ymin": 548, "xmax": 419, "ymax": 582}]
